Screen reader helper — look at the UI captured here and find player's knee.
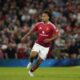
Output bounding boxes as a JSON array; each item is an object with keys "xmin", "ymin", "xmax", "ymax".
[{"xmin": 30, "ymin": 51, "xmax": 38, "ymax": 58}]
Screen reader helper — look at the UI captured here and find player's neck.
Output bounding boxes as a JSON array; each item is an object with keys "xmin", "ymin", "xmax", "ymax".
[{"xmin": 43, "ymin": 20, "xmax": 49, "ymax": 24}]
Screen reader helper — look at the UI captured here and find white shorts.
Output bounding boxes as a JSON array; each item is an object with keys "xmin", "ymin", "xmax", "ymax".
[{"xmin": 31, "ymin": 43, "xmax": 49, "ymax": 60}]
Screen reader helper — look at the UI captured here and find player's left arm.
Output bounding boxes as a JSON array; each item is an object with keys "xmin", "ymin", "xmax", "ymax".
[
  {"xmin": 49, "ymin": 33, "xmax": 59, "ymax": 41},
  {"xmin": 44, "ymin": 29, "xmax": 59, "ymax": 43}
]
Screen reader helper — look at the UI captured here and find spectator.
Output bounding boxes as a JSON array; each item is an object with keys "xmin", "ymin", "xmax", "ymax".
[
  {"xmin": 0, "ymin": 0, "xmax": 80, "ymax": 60},
  {"xmin": 17, "ymin": 43, "xmax": 27, "ymax": 59},
  {"xmin": 0, "ymin": 47, "xmax": 4, "ymax": 59}
]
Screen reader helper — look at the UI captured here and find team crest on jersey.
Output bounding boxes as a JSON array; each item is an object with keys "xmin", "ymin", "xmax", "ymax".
[
  {"xmin": 42, "ymin": 31, "xmax": 45, "ymax": 34},
  {"xmin": 39, "ymin": 27, "xmax": 42, "ymax": 30}
]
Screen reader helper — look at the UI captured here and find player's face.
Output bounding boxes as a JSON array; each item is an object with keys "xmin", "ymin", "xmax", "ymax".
[{"xmin": 42, "ymin": 13, "xmax": 49, "ymax": 22}]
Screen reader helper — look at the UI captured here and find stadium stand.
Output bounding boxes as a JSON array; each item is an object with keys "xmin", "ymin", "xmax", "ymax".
[{"xmin": 0, "ymin": 0, "xmax": 80, "ymax": 61}]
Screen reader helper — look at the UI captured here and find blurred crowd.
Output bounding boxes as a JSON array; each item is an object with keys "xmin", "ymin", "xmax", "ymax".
[{"xmin": 0, "ymin": 0, "xmax": 80, "ymax": 60}]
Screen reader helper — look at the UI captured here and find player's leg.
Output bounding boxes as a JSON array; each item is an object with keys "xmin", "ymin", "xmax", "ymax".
[
  {"xmin": 28, "ymin": 43, "xmax": 49, "ymax": 77},
  {"xmin": 28, "ymin": 56, "xmax": 43, "ymax": 77},
  {"xmin": 27, "ymin": 51, "xmax": 38, "ymax": 69},
  {"xmin": 28, "ymin": 45, "xmax": 49, "ymax": 77},
  {"xmin": 30, "ymin": 56, "xmax": 43, "ymax": 72},
  {"xmin": 27, "ymin": 43, "xmax": 39, "ymax": 69}
]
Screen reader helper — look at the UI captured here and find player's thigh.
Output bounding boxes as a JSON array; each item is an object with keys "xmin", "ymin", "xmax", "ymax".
[
  {"xmin": 30, "ymin": 43, "xmax": 40, "ymax": 58},
  {"xmin": 39, "ymin": 46, "xmax": 49, "ymax": 60},
  {"xmin": 30, "ymin": 51, "xmax": 38, "ymax": 58}
]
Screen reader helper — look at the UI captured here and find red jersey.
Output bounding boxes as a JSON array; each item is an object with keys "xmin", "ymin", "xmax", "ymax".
[{"xmin": 32, "ymin": 22, "xmax": 59, "ymax": 47}]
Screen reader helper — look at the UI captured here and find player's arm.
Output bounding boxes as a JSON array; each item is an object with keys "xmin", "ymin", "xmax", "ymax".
[
  {"xmin": 49, "ymin": 33, "xmax": 59, "ymax": 41},
  {"xmin": 21, "ymin": 24, "xmax": 38, "ymax": 43},
  {"xmin": 50, "ymin": 29, "xmax": 59, "ymax": 41},
  {"xmin": 44, "ymin": 29, "xmax": 59, "ymax": 43}
]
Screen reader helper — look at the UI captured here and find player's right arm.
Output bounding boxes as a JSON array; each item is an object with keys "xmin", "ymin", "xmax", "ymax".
[{"xmin": 21, "ymin": 23, "xmax": 38, "ymax": 43}]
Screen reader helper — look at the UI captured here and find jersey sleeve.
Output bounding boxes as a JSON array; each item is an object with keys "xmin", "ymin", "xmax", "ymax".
[{"xmin": 51, "ymin": 24, "xmax": 59, "ymax": 35}]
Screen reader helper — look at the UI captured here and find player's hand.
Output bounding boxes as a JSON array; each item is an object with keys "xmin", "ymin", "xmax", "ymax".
[{"xmin": 43, "ymin": 39, "xmax": 51, "ymax": 43}]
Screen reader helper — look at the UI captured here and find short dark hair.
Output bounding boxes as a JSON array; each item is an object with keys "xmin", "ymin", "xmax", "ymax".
[{"xmin": 42, "ymin": 10, "xmax": 51, "ymax": 18}]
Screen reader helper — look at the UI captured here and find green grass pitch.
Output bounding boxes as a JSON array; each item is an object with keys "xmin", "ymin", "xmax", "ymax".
[{"xmin": 0, "ymin": 66, "xmax": 80, "ymax": 80}]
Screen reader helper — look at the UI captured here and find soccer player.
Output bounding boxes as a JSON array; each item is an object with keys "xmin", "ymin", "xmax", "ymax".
[{"xmin": 21, "ymin": 10, "xmax": 59, "ymax": 77}]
